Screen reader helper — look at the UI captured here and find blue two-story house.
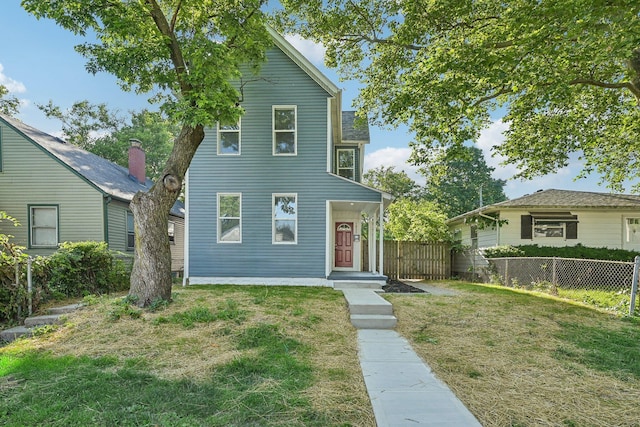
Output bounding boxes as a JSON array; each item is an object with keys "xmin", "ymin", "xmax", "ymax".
[{"xmin": 185, "ymin": 29, "xmax": 392, "ymax": 286}]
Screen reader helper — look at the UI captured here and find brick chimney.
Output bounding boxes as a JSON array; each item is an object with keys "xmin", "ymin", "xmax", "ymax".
[{"xmin": 128, "ymin": 139, "xmax": 146, "ymax": 184}]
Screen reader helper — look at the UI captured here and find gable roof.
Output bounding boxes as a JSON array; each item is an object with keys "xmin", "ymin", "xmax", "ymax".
[
  {"xmin": 0, "ymin": 114, "xmax": 184, "ymax": 218},
  {"xmin": 448, "ymin": 189, "xmax": 640, "ymax": 223},
  {"xmin": 267, "ymin": 26, "xmax": 340, "ymax": 98},
  {"xmin": 341, "ymin": 111, "xmax": 370, "ymax": 143}
]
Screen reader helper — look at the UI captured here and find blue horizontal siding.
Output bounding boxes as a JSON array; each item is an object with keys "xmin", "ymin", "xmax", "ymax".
[{"xmin": 188, "ymin": 45, "xmax": 381, "ymax": 278}]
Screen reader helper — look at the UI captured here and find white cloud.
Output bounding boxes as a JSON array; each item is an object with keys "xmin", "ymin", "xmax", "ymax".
[
  {"xmin": 0, "ymin": 63, "xmax": 26, "ymax": 94},
  {"xmin": 284, "ymin": 34, "xmax": 326, "ymax": 66},
  {"xmin": 364, "ymin": 147, "xmax": 425, "ymax": 185}
]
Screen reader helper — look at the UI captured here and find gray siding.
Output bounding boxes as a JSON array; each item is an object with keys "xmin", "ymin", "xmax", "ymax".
[
  {"xmin": 188, "ymin": 46, "xmax": 381, "ymax": 278},
  {"xmin": 0, "ymin": 120, "xmax": 105, "ymax": 256}
]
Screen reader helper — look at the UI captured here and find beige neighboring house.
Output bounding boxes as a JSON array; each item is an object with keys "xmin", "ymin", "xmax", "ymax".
[
  {"xmin": 0, "ymin": 114, "xmax": 184, "ymax": 274},
  {"xmin": 447, "ymin": 189, "xmax": 640, "ymax": 277}
]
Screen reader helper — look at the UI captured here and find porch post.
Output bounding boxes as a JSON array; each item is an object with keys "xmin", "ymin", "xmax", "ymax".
[
  {"xmin": 368, "ymin": 217, "xmax": 375, "ymax": 273},
  {"xmin": 379, "ymin": 203, "xmax": 384, "ymax": 276}
]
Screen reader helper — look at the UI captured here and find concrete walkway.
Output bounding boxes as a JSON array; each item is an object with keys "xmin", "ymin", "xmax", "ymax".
[
  {"xmin": 342, "ymin": 286, "xmax": 482, "ymax": 426},
  {"xmin": 358, "ymin": 329, "xmax": 482, "ymax": 426}
]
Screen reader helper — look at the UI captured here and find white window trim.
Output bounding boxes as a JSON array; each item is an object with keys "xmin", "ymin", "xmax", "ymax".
[
  {"xmin": 272, "ymin": 105, "xmax": 297, "ymax": 156},
  {"xmin": 29, "ymin": 205, "xmax": 59, "ymax": 249},
  {"xmin": 626, "ymin": 217, "xmax": 640, "ymax": 243},
  {"xmin": 217, "ymin": 118, "xmax": 241, "ymax": 155},
  {"xmin": 217, "ymin": 193, "xmax": 242, "ymax": 244},
  {"xmin": 272, "ymin": 193, "xmax": 298, "ymax": 244},
  {"xmin": 336, "ymin": 148, "xmax": 356, "ymax": 180}
]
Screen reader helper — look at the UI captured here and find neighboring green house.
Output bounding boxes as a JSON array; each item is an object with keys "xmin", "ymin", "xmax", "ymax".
[{"xmin": 0, "ymin": 114, "xmax": 185, "ymax": 273}]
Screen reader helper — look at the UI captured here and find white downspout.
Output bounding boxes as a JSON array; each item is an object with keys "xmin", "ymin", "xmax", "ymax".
[
  {"xmin": 182, "ymin": 169, "xmax": 190, "ymax": 286},
  {"xmin": 379, "ymin": 202, "xmax": 384, "ymax": 275}
]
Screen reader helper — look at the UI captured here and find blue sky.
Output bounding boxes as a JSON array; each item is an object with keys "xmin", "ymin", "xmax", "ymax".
[{"xmin": 1, "ymin": 2, "xmax": 634, "ymax": 200}]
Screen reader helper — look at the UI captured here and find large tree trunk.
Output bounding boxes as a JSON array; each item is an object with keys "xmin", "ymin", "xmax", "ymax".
[{"xmin": 128, "ymin": 124, "xmax": 204, "ymax": 307}]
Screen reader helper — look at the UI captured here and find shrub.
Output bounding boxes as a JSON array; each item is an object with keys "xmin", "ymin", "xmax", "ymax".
[
  {"xmin": 44, "ymin": 241, "xmax": 131, "ymax": 298},
  {"xmin": 0, "ymin": 212, "xmax": 30, "ymax": 322},
  {"xmin": 484, "ymin": 244, "xmax": 640, "ymax": 262}
]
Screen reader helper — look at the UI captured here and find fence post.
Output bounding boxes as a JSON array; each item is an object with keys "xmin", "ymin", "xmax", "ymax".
[
  {"xmin": 630, "ymin": 256, "xmax": 640, "ymax": 316},
  {"xmin": 505, "ymin": 258, "xmax": 509, "ymax": 286},
  {"xmin": 27, "ymin": 257, "xmax": 33, "ymax": 316},
  {"xmin": 552, "ymin": 257, "xmax": 558, "ymax": 287},
  {"xmin": 15, "ymin": 262, "xmax": 21, "ymax": 319}
]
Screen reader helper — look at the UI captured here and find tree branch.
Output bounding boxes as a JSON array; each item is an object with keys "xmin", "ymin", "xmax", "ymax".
[
  {"xmin": 145, "ymin": 0, "xmax": 191, "ymax": 96},
  {"xmin": 169, "ymin": 0, "xmax": 182, "ymax": 33},
  {"xmin": 569, "ymin": 78, "xmax": 640, "ymax": 101}
]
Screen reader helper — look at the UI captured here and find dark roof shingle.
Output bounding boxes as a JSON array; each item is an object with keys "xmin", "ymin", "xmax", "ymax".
[{"xmin": 1, "ymin": 114, "xmax": 184, "ymax": 217}]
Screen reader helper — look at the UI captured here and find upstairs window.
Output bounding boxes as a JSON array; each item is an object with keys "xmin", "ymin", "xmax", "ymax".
[
  {"xmin": 273, "ymin": 106, "xmax": 297, "ymax": 155},
  {"xmin": 29, "ymin": 205, "xmax": 59, "ymax": 248},
  {"xmin": 218, "ymin": 193, "xmax": 242, "ymax": 243},
  {"xmin": 337, "ymin": 148, "xmax": 355, "ymax": 180},
  {"xmin": 273, "ymin": 194, "xmax": 297, "ymax": 244},
  {"xmin": 217, "ymin": 119, "xmax": 241, "ymax": 155}
]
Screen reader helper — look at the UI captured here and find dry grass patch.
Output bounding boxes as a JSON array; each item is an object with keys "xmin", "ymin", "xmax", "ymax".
[
  {"xmin": 2, "ymin": 285, "xmax": 374, "ymax": 426},
  {"xmin": 386, "ymin": 281, "xmax": 640, "ymax": 427}
]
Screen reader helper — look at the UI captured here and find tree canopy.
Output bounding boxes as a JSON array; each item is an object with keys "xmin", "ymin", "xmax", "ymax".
[
  {"xmin": 386, "ymin": 198, "xmax": 451, "ymax": 242},
  {"xmin": 362, "ymin": 165, "xmax": 419, "ymax": 199},
  {"xmin": 279, "ymin": 0, "xmax": 640, "ymax": 191},
  {"xmin": 40, "ymin": 100, "xmax": 178, "ymax": 181},
  {"xmin": 423, "ymin": 146, "xmax": 507, "ymax": 218},
  {"xmin": 0, "ymin": 84, "xmax": 20, "ymax": 117}
]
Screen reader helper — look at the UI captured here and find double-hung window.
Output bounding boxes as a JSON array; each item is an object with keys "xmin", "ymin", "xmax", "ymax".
[
  {"xmin": 273, "ymin": 194, "xmax": 297, "ymax": 244},
  {"xmin": 218, "ymin": 193, "xmax": 242, "ymax": 243},
  {"xmin": 273, "ymin": 106, "xmax": 297, "ymax": 155},
  {"xmin": 337, "ymin": 148, "xmax": 355, "ymax": 180},
  {"xmin": 168, "ymin": 221, "xmax": 175, "ymax": 244},
  {"xmin": 217, "ymin": 119, "xmax": 241, "ymax": 155},
  {"xmin": 126, "ymin": 211, "xmax": 135, "ymax": 250},
  {"xmin": 29, "ymin": 205, "xmax": 58, "ymax": 248}
]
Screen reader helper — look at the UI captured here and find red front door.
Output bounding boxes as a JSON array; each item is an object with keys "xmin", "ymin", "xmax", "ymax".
[{"xmin": 335, "ymin": 222, "xmax": 353, "ymax": 268}]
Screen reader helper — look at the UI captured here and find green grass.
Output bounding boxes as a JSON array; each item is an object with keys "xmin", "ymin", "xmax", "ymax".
[
  {"xmin": 0, "ymin": 285, "xmax": 369, "ymax": 427},
  {"xmin": 0, "ymin": 324, "xmax": 324, "ymax": 427},
  {"xmin": 390, "ymin": 280, "xmax": 640, "ymax": 427}
]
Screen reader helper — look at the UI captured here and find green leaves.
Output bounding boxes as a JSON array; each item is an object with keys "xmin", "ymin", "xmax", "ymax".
[
  {"xmin": 22, "ymin": 0, "xmax": 271, "ymax": 128},
  {"xmin": 281, "ymin": 0, "xmax": 640, "ymax": 191},
  {"xmin": 0, "ymin": 85, "xmax": 20, "ymax": 117}
]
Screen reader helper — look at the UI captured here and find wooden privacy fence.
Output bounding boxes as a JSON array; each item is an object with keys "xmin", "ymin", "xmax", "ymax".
[{"xmin": 362, "ymin": 240, "xmax": 451, "ymax": 280}]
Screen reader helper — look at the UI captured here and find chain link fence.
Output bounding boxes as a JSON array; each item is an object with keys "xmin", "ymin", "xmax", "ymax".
[{"xmin": 488, "ymin": 257, "xmax": 634, "ymax": 292}]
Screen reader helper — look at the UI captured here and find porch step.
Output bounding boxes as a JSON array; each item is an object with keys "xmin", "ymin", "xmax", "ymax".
[
  {"xmin": 342, "ymin": 289, "xmax": 393, "ymax": 315},
  {"xmin": 333, "ymin": 281, "xmax": 384, "ymax": 291},
  {"xmin": 350, "ymin": 314, "xmax": 398, "ymax": 329},
  {"xmin": 342, "ymin": 289, "xmax": 397, "ymax": 329}
]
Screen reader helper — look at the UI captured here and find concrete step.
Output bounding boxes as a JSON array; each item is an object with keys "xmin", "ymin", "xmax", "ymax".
[
  {"xmin": 48, "ymin": 303, "xmax": 83, "ymax": 315},
  {"xmin": 334, "ymin": 281, "xmax": 384, "ymax": 291},
  {"xmin": 342, "ymin": 289, "xmax": 393, "ymax": 315},
  {"xmin": 24, "ymin": 314, "xmax": 62, "ymax": 328},
  {"xmin": 350, "ymin": 314, "xmax": 397, "ymax": 329},
  {"xmin": 0, "ymin": 326, "xmax": 33, "ymax": 342}
]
